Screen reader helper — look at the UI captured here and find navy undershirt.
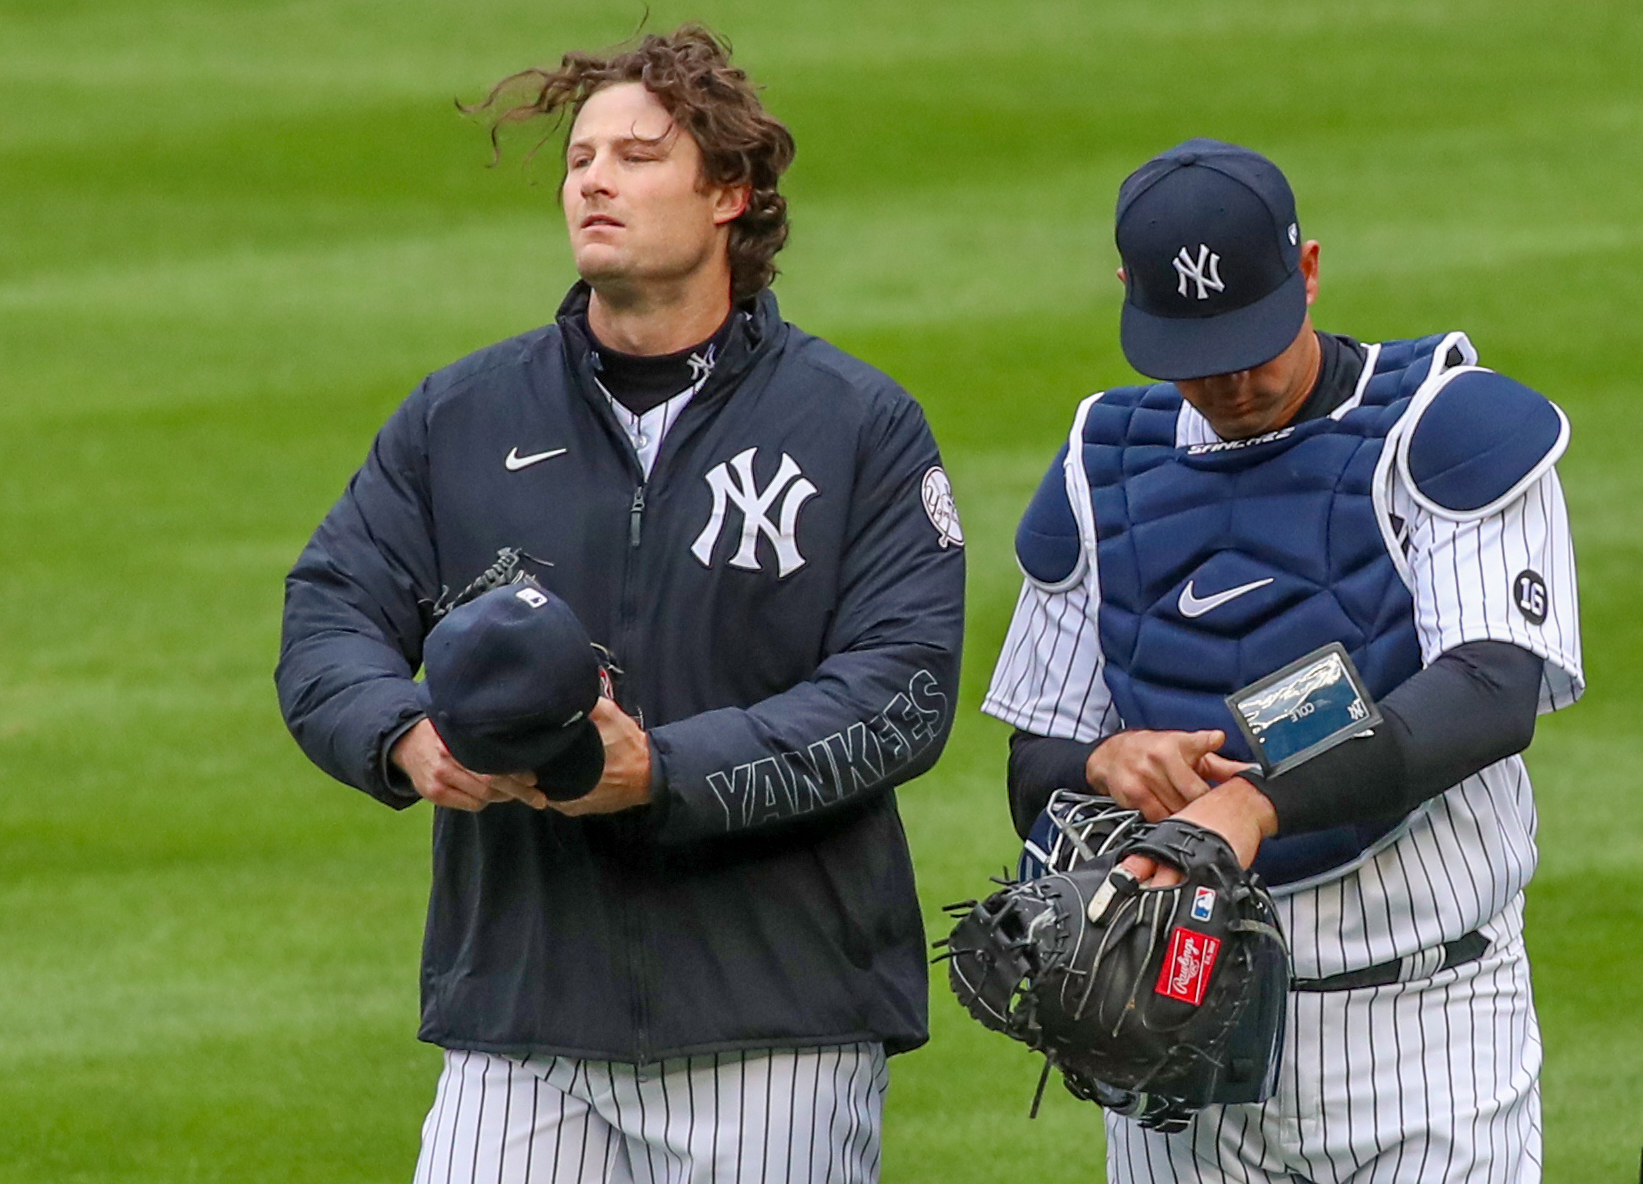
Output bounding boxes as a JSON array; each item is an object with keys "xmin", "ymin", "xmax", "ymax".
[
  {"xmin": 1005, "ymin": 332, "xmax": 1544, "ymax": 839},
  {"xmin": 588, "ymin": 314, "xmax": 736, "ymax": 416},
  {"xmin": 1292, "ymin": 331, "xmax": 1367, "ymax": 421}
]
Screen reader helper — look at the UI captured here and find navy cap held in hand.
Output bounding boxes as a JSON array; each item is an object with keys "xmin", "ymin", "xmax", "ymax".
[
  {"xmin": 418, "ymin": 580, "xmax": 604, "ymax": 801},
  {"xmin": 1116, "ymin": 138, "xmax": 1305, "ymax": 382}
]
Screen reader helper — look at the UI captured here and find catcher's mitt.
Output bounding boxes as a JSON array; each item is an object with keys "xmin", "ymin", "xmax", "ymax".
[{"xmin": 943, "ymin": 813, "xmax": 1289, "ymax": 1131}]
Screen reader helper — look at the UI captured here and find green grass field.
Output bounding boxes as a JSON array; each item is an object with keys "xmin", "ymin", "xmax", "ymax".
[{"xmin": 3, "ymin": 1, "xmax": 1641, "ymax": 1179}]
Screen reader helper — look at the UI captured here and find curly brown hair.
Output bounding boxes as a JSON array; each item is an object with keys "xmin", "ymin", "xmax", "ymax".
[{"xmin": 468, "ymin": 25, "xmax": 796, "ymax": 301}]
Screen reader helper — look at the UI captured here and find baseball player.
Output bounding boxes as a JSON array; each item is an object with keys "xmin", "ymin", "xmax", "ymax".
[
  {"xmin": 276, "ymin": 26, "xmax": 965, "ymax": 1183},
  {"xmin": 983, "ymin": 139, "xmax": 1582, "ymax": 1182}
]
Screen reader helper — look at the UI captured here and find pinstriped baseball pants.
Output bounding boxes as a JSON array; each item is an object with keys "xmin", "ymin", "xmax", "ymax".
[
  {"xmin": 1105, "ymin": 919, "xmax": 1542, "ymax": 1183},
  {"xmin": 412, "ymin": 1043, "xmax": 887, "ymax": 1184}
]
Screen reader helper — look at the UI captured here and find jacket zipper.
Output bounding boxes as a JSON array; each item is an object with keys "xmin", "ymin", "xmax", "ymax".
[
  {"xmin": 618, "ymin": 474, "xmax": 651, "ymax": 1064},
  {"xmin": 628, "ymin": 483, "xmax": 646, "ymax": 548}
]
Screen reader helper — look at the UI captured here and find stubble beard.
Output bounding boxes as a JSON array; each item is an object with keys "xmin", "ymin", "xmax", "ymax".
[{"xmin": 575, "ymin": 235, "xmax": 718, "ymax": 308}]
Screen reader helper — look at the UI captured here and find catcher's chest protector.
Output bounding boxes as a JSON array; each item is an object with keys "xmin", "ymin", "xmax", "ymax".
[{"xmin": 1080, "ymin": 334, "xmax": 1461, "ymax": 886}]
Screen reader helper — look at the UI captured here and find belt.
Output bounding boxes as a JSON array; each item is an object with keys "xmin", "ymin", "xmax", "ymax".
[{"xmin": 1292, "ymin": 931, "xmax": 1490, "ymax": 992}]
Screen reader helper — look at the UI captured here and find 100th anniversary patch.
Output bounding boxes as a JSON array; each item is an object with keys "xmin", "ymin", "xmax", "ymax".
[{"xmin": 922, "ymin": 466, "xmax": 964, "ymax": 548}]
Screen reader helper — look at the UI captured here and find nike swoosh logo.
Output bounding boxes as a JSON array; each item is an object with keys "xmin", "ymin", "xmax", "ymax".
[
  {"xmin": 1177, "ymin": 577, "xmax": 1274, "ymax": 618},
  {"xmin": 505, "ymin": 447, "xmax": 567, "ymax": 471}
]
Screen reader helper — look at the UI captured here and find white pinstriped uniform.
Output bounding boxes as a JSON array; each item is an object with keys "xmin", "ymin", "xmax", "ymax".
[
  {"xmin": 982, "ymin": 345, "xmax": 1583, "ymax": 1182},
  {"xmin": 413, "ymin": 1044, "xmax": 887, "ymax": 1184}
]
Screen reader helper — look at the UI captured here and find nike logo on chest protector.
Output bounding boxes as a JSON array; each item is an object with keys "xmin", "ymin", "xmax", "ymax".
[{"xmin": 1177, "ymin": 577, "xmax": 1274, "ymax": 619}]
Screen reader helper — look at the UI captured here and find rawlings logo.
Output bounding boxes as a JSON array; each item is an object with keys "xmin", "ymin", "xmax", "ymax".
[{"xmin": 1156, "ymin": 926, "xmax": 1221, "ymax": 1006}]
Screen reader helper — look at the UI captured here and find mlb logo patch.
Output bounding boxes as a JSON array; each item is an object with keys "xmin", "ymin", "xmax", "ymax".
[
  {"xmin": 1155, "ymin": 927, "xmax": 1221, "ymax": 1006},
  {"xmin": 1191, "ymin": 887, "xmax": 1216, "ymax": 922}
]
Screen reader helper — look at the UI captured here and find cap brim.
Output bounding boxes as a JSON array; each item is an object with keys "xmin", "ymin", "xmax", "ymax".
[
  {"xmin": 533, "ymin": 721, "xmax": 605, "ymax": 802},
  {"xmin": 1120, "ymin": 268, "xmax": 1307, "ymax": 382},
  {"xmin": 430, "ymin": 697, "xmax": 585, "ymax": 772},
  {"xmin": 430, "ymin": 706, "xmax": 604, "ymax": 803}
]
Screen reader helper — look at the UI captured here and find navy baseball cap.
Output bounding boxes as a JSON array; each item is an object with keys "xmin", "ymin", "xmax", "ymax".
[
  {"xmin": 1116, "ymin": 138, "xmax": 1306, "ymax": 381},
  {"xmin": 418, "ymin": 580, "xmax": 605, "ymax": 801}
]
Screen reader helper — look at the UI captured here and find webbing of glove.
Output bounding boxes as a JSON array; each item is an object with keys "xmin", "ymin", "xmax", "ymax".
[
  {"xmin": 430, "ymin": 548, "xmax": 553, "ymax": 621},
  {"xmin": 944, "ymin": 880, "xmax": 1072, "ymax": 1045}
]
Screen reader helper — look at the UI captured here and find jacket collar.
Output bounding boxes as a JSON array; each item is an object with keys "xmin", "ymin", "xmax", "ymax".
[{"xmin": 555, "ymin": 282, "xmax": 781, "ymax": 409}]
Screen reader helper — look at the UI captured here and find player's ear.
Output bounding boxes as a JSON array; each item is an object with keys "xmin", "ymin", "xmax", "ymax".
[
  {"xmin": 1116, "ymin": 266, "xmax": 1128, "ymax": 285},
  {"xmin": 711, "ymin": 182, "xmax": 750, "ymax": 226},
  {"xmin": 1300, "ymin": 241, "xmax": 1320, "ymax": 306}
]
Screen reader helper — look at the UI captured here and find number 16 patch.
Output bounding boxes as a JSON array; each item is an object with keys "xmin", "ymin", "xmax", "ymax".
[
  {"xmin": 1513, "ymin": 569, "xmax": 1548, "ymax": 625},
  {"xmin": 1156, "ymin": 926, "xmax": 1221, "ymax": 1006}
]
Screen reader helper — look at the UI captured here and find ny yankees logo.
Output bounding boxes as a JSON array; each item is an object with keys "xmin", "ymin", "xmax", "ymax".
[
  {"xmin": 1174, "ymin": 243, "xmax": 1225, "ymax": 300},
  {"xmin": 691, "ymin": 447, "xmax": 818, "ymax": 577},
  {"xmin": 686, "ymin": 343, "xmax": 717, "ymax": 385}
]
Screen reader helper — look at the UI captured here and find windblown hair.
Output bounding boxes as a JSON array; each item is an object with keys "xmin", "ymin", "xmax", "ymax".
[{"xmin": 468, "ymin": 25, "xmax": 796, "ymax": 301}]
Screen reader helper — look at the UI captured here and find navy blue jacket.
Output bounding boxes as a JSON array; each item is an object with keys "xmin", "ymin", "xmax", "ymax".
[{"xmin": 276, "ymin": 284, "xmax": 966, "ymax": 1062}]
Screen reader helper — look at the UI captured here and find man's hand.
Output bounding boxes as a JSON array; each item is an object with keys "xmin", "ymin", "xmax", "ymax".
[
  {"xmin": 1120, "ymin": 776, "xmax": 1278, "ymax": 888},
  {"xmin": 545, "ymin": 698, "xmax": 653, "ymax": 817},
  {"xmin": 390, "ymin": 718, "xmax": 549, "ymax": 811},
  {"xmin": 1085, "ymin": 728, "xmax": 1249, "ymax": 821}
]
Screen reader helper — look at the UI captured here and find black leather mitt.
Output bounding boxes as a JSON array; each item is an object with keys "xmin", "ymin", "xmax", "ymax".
[{"xmin": 944, "ymin": 817, "xmax": 1290, "ymax": 1131}]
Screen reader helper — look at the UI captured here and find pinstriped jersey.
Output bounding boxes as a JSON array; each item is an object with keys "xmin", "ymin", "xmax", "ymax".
[{"xmin": 983, "ymin": 336, "xmax": 1583, "ymax": 978}]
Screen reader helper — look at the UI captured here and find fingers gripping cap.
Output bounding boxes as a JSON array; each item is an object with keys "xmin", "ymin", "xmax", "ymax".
[
  {"xmin": 1116, "ymin": 138, "xmax": 1306, "ymax": 381},
  {"xmin": 418, "ymin": 580, "xmax": 605, "ymax": 800}
]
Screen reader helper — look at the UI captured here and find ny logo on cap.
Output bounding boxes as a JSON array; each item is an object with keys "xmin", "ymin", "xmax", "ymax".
[
  {"xmin": 1174, "ymin": 244, "xmax": 1225, "ymax": 300},
  {"xmin": 691, "ymin": 447, "xmax": 818, "ymax": 578}
]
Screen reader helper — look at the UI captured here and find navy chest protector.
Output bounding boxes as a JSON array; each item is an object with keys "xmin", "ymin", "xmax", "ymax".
[{"xmin": 1080, "ymin": 334, "xmax": 1460, "ymax": 887}]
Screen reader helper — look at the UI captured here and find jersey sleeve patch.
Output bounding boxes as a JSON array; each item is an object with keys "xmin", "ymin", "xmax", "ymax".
[
  {"xmin": 1399, "ymin": 368, "xmax": 1570, "ymax": 520},
  {"xmin": 1015, "ymin": 442, "xmax": 1086, "ymax": 590}
]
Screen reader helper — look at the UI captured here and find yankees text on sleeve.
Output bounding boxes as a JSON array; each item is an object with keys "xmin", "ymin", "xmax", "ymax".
[{"xmin": 276, "ymin": 284, "xmax": 967, "ymax": 1063}]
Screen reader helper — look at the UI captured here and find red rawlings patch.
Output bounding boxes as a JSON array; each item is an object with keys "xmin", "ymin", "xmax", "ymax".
[{"xmin": 1155, "ymin": 926, "xmax": 1221, "ymax": 1006}]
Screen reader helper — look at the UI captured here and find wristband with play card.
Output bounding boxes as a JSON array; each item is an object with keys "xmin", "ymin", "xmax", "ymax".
[{"xmin": 1224, "ymin": 642, "xmax": 1382, "ymax": 777}]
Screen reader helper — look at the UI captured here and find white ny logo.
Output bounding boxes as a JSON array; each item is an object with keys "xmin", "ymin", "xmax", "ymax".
[
  {"xmin": 686, "ymin": 344, "xmax": 717, "ymax": 385},
  {"xmin": 1173, "ymin": 244, "xmax": 1225, "ymax": 300},
  {"xmin": 690, "ymin": 447, "xmax": 819, "ymax": 577}
]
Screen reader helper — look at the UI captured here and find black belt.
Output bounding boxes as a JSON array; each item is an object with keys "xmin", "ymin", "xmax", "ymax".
[{"xmin": 1293, "ymin": 931, "xmax": 1490, "ymax": 992}]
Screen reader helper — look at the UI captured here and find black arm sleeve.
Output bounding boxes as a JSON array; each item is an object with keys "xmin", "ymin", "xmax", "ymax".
[
  {"xmin": 1253, "ymin": 639, "xmax": 1543, "ymax": 835},
  {"xmin": 1006, "ymin": 731, "xmax": 1099, "ymax": 838}
]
